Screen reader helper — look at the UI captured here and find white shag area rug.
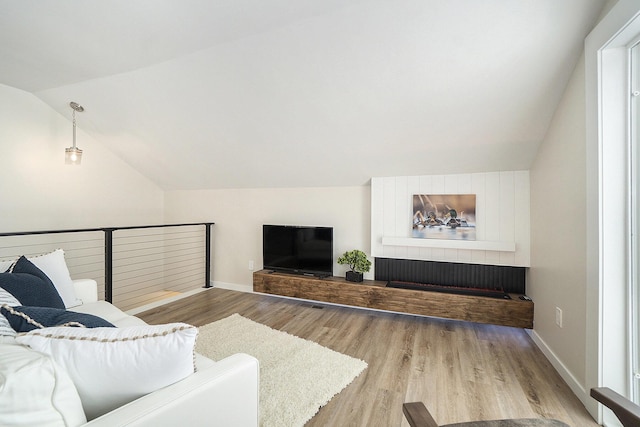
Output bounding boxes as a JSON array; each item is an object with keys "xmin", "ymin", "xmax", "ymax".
[{"xmin": 196, "ymin": 313, "xmax": 367, "ymax": 427}]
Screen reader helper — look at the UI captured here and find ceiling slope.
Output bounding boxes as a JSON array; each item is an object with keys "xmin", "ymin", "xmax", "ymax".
[{"xmin": 1, "ymin": 0, "xmax": 607, "ymax": 189}]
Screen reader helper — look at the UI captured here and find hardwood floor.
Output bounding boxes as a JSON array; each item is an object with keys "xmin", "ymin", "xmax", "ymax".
[{"xmin": 137, "ymin": 288, "xmax": 598, "ymax": 427}]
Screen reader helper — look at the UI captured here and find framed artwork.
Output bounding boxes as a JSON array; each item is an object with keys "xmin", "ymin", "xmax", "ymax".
[{"xmin": 412, "ymin": 194, "xmax": 476, "ymax": 240}]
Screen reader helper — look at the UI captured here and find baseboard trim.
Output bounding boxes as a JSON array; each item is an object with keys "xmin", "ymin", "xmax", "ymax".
[
  {"xmin": 526, "ymin": 329, "xmax": 596, "ymax": 417},
  {"xmin": 212, "ymin": 281, "xmax": 253, "ymax": 293}
]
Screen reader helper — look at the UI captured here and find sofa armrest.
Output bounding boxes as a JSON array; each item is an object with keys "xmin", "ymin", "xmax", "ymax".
[
  {"xmin": 72, "ymin": 279, "xmax": 99, "ymax": 304},
  {"xmin": 83, "ymin": 353, "xmax": 259, "ymax": 427}
]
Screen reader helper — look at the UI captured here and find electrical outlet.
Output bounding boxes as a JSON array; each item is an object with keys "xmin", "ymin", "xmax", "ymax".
[
  {"xmin": 555, "ymin": 307, "xmax": 563, "ymax": 328},
  {"xmin": 248, "ymin": 260, "xmax": 254, "ymax": 271}
]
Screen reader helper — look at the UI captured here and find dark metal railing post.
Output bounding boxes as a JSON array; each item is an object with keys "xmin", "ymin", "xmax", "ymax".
[
  {"xmin": 104, "ymin": 228, "xmax": 114, "ymax": 303},
  {"xmin": 204, "ymin": 223, "xmax": 212, "ymax": 288}
]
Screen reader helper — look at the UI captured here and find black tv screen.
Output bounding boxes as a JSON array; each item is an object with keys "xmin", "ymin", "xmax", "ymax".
[{"xmin": 263, "ymin": 224, "xmax": 333, "ymax": 277}]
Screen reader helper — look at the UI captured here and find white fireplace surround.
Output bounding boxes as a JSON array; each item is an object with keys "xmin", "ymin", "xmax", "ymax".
[{"xmin": 371, "ymin": 171, "xmax": 530, "ymax": 267}]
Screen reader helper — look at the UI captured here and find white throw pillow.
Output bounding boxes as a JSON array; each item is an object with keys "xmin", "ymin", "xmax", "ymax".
[
  {"xmin": 0, "ymin": 287, "xmax": 20, "ymax": 336},
  {"xmin": 0, "ymin": 343, "xmax": 87, "ymax": 427},
  {"xmin": 16, "ymin": 323, "xmax": 198, "ymax": 420},
  {"xmin": 0, "ymin": 258, "xmax": 14, "ymax": 272},
  {"xmin": 28, "ymin": 249, "xmax": 82, "ymax": 308}
]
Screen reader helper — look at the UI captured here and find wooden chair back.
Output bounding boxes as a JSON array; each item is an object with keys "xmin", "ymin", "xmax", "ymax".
[{"xmin": 591, "ymin": 387, "xmax": 640, "ymax": 427}]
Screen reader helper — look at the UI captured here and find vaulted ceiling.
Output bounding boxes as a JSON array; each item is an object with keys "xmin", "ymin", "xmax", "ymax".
[{"xmin": 1, "ymin": 0, "xmax": 607, "ymax": 190}]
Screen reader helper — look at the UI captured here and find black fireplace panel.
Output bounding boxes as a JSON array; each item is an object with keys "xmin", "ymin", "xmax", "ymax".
[{"xmin": 374, "ymin": 257, "xmax": 526, "ymax": 294}]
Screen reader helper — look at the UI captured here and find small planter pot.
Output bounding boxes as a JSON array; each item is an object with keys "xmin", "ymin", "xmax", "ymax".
[{"xmin": 345, "ymin": 271, "xmax": 363, "ymax": 282}]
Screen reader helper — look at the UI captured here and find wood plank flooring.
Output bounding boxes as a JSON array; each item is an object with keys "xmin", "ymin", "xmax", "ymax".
[{"xmin": 137, "ymin": 288, "xmax": 598, "ymax": 427}]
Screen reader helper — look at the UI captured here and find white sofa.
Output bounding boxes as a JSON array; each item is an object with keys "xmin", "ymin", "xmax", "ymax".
[{"xmin": 1, "ymin": 278, "xmax": 260, "ymax": 427}]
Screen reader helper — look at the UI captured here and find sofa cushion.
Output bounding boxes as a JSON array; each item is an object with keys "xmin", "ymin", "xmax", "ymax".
[
  {"xmin": 16, "ymin": 322, "xmax": 198, "ymax": 420},
  {"xmin": 1, "ymin": 305, "xmax": 115, "ymax": 332},
  {"xmin": 0, "ymin": 343, "xmax": 87, "ymax": 427},
  {"xmin": 0, "ymin": 257, "xmax": 65, "ymax": 309},
  {"xmin": 0, "ymin": 288, "xmax": 20, "ymax": 336},
  {"xmin": 28, "ymin": 249, "xmax": 82, "ymax": 308},
  {"xmin": 70, "ymin": 300, "xmax": 148, "ymax": 327}
]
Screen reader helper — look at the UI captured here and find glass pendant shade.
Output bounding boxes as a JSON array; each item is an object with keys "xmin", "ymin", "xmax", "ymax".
[{"xmin": 65, "ymin": 146, "xmax": 83, "ymax": 165}]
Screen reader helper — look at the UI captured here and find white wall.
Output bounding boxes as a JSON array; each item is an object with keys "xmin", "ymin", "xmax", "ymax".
[
  {"xmin": 371, "ymin": 172, "xmax": 530, "ymax": 267},
  {"xmin": 164, "ymin": 186, "xmax": 370, "ymax": 291},
  {"xmin": 0, "ymin": 84, "xmax": 164, "ymax": 231},
  {"xmin": 529, "ymin": 54, "xmax": 589, "ymax": 403}
]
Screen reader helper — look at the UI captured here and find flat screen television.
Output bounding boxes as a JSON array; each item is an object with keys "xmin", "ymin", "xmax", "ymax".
[{"xmin": 263, "ymin": 224, "xmax": 333, "ymax": 278}]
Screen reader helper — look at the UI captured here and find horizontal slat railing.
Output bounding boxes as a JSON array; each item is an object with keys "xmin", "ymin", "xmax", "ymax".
[{"xmin": 0, "ymin": 223, "xmax": 214, "ymax": 311}]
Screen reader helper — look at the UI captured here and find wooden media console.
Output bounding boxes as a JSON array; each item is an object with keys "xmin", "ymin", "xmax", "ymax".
[{"xmin": 253, "ymin": 270, "xmax": 534, "ymax": 329}]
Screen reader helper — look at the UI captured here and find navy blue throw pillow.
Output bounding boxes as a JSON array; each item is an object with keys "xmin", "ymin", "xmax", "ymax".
[
  {"xmin": 0, "ymin": 256, "xmax": 65, "ymax": 309},
  {"xmin": 0, "ymin": 305, "xmax": 115, "ymax": 332}
]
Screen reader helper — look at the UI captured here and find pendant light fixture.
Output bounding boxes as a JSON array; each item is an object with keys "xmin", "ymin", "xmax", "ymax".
[{"xmin": 65, "ymin": 101, "xmax": 84, "ymax": 165}]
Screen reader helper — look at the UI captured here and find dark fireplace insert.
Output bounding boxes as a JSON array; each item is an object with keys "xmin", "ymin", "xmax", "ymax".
[{"xmin": 375, "ymin": 258, "xmax": 526, "ymax": 299}]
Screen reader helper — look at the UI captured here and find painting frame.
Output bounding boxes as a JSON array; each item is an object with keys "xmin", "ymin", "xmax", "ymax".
[{"xmin": 412, "ymin": 194, "xmax": 476, "ymax": 241}]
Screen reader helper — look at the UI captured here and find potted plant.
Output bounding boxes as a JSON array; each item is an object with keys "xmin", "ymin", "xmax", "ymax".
[{"xmin": 337, "ymin": 249, "xmax": 371, "ymax": 282}]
